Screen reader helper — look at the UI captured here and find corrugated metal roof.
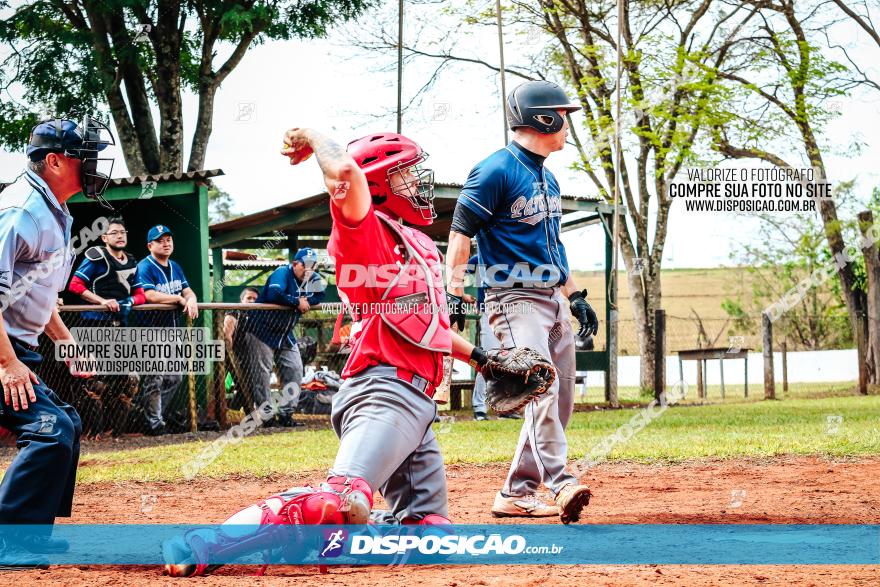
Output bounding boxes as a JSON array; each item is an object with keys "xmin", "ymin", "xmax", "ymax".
[
  {"xmin": 209, "ymin": 180, "xmax": 601, "ymax": 244},
  {"xmin": 109, "ymin": 169, "xmax": 224, "ymax": 187}
]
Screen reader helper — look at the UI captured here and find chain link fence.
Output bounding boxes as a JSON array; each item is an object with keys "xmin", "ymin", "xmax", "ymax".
[
  {"xmin": 593, "ymin": 313, "xmax": 859, "ymax": 403},
  {"xmin": 34, "ymin": 303, "xmax": 858, "ymax": 436},
  {"xmin": 34, "ymin": 304, "xmax": 356, "ymax": 438}
]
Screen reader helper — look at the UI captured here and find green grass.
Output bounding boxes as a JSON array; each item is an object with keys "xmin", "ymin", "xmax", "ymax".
[
  {"xmin": 71, "ymin": 394, "xmax": 880, "ymax": 484},
  {"xmin": 573, "ymin": 380, "xmax": 858, "ymax": 405}
]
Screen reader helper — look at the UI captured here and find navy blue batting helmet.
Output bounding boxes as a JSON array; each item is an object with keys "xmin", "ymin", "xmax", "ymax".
[{"xmin": 506, "ymin": 81, "xmax": 581, "ymax": 134}]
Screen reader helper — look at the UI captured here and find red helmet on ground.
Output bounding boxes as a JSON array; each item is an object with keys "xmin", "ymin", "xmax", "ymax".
[{"xmin": 347, "ymin": 133, "xmax": 436, "ymax": 225}]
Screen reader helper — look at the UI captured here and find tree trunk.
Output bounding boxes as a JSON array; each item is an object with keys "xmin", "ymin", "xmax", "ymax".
[
  {"xmin": 858, "ymin": 211, "xmax": 880, "ymax": 386},
  {"xmin": 188, "ymin": 82, "xmax": 218, "ymax": 172},
  {"xmin": 153, "ymin": 3, "xmax": 185, "ymax": 173},
  {"xmin": 620, "ymin": 242, "xmax": 657, "ymax": 393}
]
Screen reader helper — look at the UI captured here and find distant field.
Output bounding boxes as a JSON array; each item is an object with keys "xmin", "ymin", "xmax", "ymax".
[{"xmin": 573, "ymin": 267, "xmax": 763, "ymax": 355}]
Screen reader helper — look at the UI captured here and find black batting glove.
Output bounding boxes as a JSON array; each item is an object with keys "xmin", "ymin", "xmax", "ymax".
[
  {"xmin": 569, "ymin": 289, "xmax": 599, "ymax": 337},
  {"xmin": 446, "ymin": 291, "xmax": 466, "ymax": 331}
]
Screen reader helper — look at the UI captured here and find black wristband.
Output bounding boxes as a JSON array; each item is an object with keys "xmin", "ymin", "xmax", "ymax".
[
  {"xmin": 469, "ymin": 346, "xmax": 489, "ymax": 369},
  {"xmin": 568, "ymin": 289, "xmax": 588, "ymax": 302}
]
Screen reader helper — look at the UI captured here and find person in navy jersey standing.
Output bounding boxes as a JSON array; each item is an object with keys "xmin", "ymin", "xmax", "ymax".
[
  {"xmin": 238, "ymin": 247, "xmax": 326, "ymax": 427},
  {"xmin": 0, "ymin": 116, "xmax": 114, "ymax": 567},
  {"xmin": 134, "ymin": 225, "xmax": 198, "ymax": 435},
  {"xmin": 445, "ymin": 81, "xmax": 599, "ymax": 524}
]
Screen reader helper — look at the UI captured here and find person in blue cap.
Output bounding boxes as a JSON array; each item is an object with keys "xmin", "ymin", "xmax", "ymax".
[
  {"xmin": 134, "ymin": 225, "xmax": 198, "ymax": 436},
  {"xmin": 0, "ymin": 115, "xmax": 114, "ymax": 568},
  {"xmin": 237, "ymin": 247, "xmax": 326, "ymax": 428}
]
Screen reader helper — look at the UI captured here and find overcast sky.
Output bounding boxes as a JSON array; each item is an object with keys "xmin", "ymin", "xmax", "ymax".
[{"xmin": 1, "ymin": 1, "xmax": 878, "ymax": 271}]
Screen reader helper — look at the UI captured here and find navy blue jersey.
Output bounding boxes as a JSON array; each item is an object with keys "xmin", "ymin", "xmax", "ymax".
[
  {"xmin": 458, "ymin": 141, "xmax": 570, "ymax": 288},
  {"xmin": 242, "ymin": 264, "xmax": 326, "ymax": 349},
  {"xmin": 136, "ymin": 256, "xmax": 190, "ymax": 327},
  {"xmin": 74, "ymin": 248, "xmax": 141, "ymax": 322}
]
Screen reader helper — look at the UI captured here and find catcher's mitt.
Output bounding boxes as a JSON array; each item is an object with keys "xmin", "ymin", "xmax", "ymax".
[{"xmin": 481, "ymin": 347, "xmax": 556, "ymax": 415}]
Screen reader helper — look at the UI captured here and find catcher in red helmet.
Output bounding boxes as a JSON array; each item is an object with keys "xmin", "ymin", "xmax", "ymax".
[
  {"xmin": 278, "ymin": 128, "xmax": 476, "ymax": 526},
  {"xmin": 162, "ymin": 128, "xmax": 554, "ymax": 577}
]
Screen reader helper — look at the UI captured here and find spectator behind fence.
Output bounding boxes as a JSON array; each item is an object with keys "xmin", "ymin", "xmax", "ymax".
[
  {"xmin": 68, "ymin": 216, "xmax": 145, "ymax": 325},
  {"xmin": 223, "ymin": 287, "xmax": 259, "ymax": 409},
  {"xmin": 237, "ymin": 248, "xmax": 326, "ymax": 428},
  {"xmin": 67, "ymin": 216, "xmax": 145, "ymax": 436},
  {"xmin": 134, "ymin": 225, "xmax": 198, "ymax": 436}
]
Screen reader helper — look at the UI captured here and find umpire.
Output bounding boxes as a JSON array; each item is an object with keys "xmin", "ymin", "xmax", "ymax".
[
  {"xmin": 0, "ymin": 116, "xmax": 114, "ymax": 567},
  {"xmin": 446, "ymin": 81, "xmax": 599, "ymax": 524}
]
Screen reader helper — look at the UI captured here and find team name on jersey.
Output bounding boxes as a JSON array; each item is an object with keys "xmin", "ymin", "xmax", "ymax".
[
  {"xmin": 510, "ymin": 190, "xmax": 563, "ymax": 225},
  {"xmin": 154, "ymin": 280, "xmax": 183, "ymax": 295}
]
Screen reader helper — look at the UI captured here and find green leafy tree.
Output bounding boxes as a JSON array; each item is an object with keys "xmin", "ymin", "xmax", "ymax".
[
  {"xmin": 722, "ymin": 213, "xmax": 852, "ymax": 350},
  {"xmin": 0, "ymin": 0, "xmax": 373, "ymax": 174},
  {"xmin": 208, "ymin": 185, "xmax": 241, "ymax": 224}
]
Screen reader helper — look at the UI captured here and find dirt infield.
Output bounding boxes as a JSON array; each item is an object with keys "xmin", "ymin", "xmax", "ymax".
[{"xmin": 23, "ymin": 456, "xmax": 880, "ymax": 585}]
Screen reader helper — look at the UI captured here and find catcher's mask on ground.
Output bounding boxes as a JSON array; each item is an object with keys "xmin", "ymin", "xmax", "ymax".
[
  {"xmin": 347, "ymin": 132, "xmax": 436, "ymax": 225},
  {"xmin": 28, "ymin": 115, "xmax": 116, "ymax": 208}
]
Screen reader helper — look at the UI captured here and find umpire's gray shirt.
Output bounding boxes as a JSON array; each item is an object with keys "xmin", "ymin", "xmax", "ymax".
[{"xmin": 0, "ymin": 170, "xmax": 74, "ymax": 346}]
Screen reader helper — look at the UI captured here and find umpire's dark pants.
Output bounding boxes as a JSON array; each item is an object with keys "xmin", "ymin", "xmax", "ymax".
[{"xmin": 0, "ymin": 339, "xmax": 82, "ymax": 525}]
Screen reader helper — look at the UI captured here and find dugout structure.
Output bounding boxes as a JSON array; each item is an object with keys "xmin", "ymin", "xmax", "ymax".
[
  {"xmin": 209, "ymin": 183, "xmax": 622, "ymax": 402},
  {"xmin": 66, "ymin": 169, "xmax": 220, "ymax": 304},
  {"xmin": 62, "ymin": 170, "xmax": 219, "ymax": 427}
]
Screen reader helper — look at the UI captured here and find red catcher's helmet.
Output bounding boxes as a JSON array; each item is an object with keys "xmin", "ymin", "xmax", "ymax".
[{"xmin": 347, "ymin": 133, "xmax": 436, "ymax": 225}]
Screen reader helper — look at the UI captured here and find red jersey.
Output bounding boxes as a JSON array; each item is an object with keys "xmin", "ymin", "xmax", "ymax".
[{"xmin": 328, "ymin": 203, "xmax": 447, "ymax": 386}]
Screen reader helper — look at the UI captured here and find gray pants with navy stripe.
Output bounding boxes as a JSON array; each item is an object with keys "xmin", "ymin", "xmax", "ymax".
[
  {"xmin": 329, "ymin": 365, "xmax": 447, "ymax": 521},
  {"xmin": 486, "ymin": 286, "xmax": 577, "ymax": 497}
]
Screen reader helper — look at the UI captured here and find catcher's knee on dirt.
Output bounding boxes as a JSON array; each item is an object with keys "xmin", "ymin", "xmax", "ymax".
[
  {"xmin": 163, "ymin": 481, "xmax": 372, "ymax": 578},
  {"xmin": 324, "ymin": 475, "xmax": 373, "ymax": 524}
]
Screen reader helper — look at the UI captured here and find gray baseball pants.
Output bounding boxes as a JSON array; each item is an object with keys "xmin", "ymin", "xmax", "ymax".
[
  {"xmin": 485, "ymin": 286, "xmax": 577, "ymax": 497},
  {"xmin": 329, "ymin": 365, "xmax": 447, "ymax": 521},
  {"xmin": 140, "ymin": 373, "xmax": 184, "ymax": 431},
  {"xmin": 275, "ymin": 343, "xmax": 303, "ymax": 412}
]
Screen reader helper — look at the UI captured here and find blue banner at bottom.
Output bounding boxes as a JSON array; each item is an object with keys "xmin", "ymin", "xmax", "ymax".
[{"xmin": 0, "ymin": 524, "xmax": 877, "ymax": 565}]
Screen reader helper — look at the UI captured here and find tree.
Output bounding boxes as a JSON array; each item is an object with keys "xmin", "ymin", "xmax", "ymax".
[
  {"xmin": 353, "ymin": 0, "xmax": 760, "ymax": 394},
  {"xmin": 208, "ymin": 185, "xmax": 241, "ymax": 224},
  {"xmin": 0, "ymin": 0, "xmax": 372, "ymax": 175},
  {"xmin": 722, "ymin": 212, "xmax": 852, "ymax": 350},
  {"xmin": 710, "ymin": 0, "xmax": 868, "ymax": 356}
]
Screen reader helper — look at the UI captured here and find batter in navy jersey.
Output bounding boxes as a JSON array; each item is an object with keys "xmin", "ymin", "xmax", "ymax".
[{"xmin": 446, "ymin": 81, "xmax": 599, "ymax": 524}]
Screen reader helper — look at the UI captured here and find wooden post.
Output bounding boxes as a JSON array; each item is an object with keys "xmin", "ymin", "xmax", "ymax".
[
  {"xmin": 719, "ymin": 355, "xmax": 725, "ymax": 399},
  {"xmin": 857, "ymin": 311, "xmax": 868, "ymax": 395},
  {"xmin": 604, "ymin": 211, "xmax": 619, "ymax": 407},
  {"xmin": 696, "ymin": 358, "xmax": 704, "ymax": 399},
  {"xmin": 678, "ymin": 355, "xmax": 684, "ymax": 394},
  {"xmin": 187, "ymin": 315, "xmax": 198, "ymax": 432},
  {"xmin": 781, "ymin": 341, "xmax": 788, "ymax": 394},
  {"xmin": 653, "ymin": 309, "xmax": 666, "ymax": 400},
  {"xmin": 744, "ymin": 353, "xmax": 748, "ymax": 398},
  {"xmin": 858, "ymin": 210, "xmax": 879, "ymax": 393},
  {"xmin": 214, "ymin": 309, "xmax": 228, "ymax": 429},
  {"xmin": 763, "ymin": 313, "xmax": 775, "ymax": 400}
]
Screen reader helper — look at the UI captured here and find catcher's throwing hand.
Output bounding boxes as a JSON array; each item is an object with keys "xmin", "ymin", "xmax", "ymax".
[
  {"xmin": 469, "ymin": 346, "xmax": 556, "ymax": 415},
  {"xmin": 569, "ymin": 289, "xmax": 599, "ymax": 337},
  {"xmin": 281, "ymin": 128, "xmax": 314, "ymax": 165}
]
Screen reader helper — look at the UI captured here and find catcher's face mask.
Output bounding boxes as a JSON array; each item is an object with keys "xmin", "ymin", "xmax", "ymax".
[{"xmin": 387, "ymin": 154, "xmax": 436, "ymax": 223}]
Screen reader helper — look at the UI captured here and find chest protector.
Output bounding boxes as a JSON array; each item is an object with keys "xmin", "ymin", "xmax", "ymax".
[
  {"xmin": 341, "ymin": 210, "xmax": 451, "ymax": 353},
  {"xmin": 84, "ymin": 246, "xmax": 138, "ymax": 300}
]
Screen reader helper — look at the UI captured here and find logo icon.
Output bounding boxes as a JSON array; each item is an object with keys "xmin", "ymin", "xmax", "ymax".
[{"xmin": 319, "ymin": 528, "xmax": 348, "ymax": 558}]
